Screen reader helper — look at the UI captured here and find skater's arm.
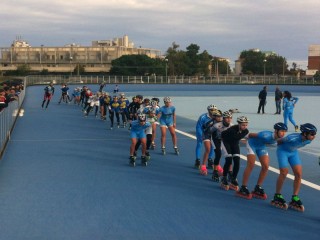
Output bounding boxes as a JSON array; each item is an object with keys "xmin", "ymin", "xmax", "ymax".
[{"xmin": 248, "ymin": 133, "xmax": 258, "ymax": 138}]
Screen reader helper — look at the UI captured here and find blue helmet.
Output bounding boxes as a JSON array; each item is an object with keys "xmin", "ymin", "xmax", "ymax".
[
  {"xmin": 274, "ymin": 122, "xmax": 288, "ymax": 131},
  {"xmin": 300, "ymin": 123, "xmax": 317, "ymax": 134}
]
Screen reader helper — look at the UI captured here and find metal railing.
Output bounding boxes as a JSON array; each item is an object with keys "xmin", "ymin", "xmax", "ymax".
[
  {"xmin": 25, "ymin": 74, "xmax": 319, "ymax": 85},
  {"xmin": 0, "ymin": 79, "xmax": 26, "ymax": 159}
]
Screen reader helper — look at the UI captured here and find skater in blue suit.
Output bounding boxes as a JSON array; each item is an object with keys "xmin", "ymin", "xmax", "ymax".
[
  {"xmin": 237, "ymin": 122, "xmax": 287, "ymax": 200},
  {"xmin": 282, "ymin": 91, "xmax": 299, "ymax": 132},
  {"xmin": 157, "ymin": 97, "xmax": 179, "ymax": 155},
  {"xmin": 129, "ymin": 114, "xmax": 151, "ymax": 166},
  {"xmin": 271, "ymin": 123, "xmax": 317, "ymax": 211},
  {"xmin": 194, "ymin": 104, "xmax": 218, "ymax": 169}
]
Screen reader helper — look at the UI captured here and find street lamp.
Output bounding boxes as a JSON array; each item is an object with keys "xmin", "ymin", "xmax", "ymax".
[
  {"xmin": 165, "ymin": 58, "xmax": 168, "ymax": 83},
  {"xmin": 69, "ymin": 56, "xmax": 73, "ymax": 76},
  {"xmin": 263, "ymin": 59, "xmax": 267, "ymax": 81}
]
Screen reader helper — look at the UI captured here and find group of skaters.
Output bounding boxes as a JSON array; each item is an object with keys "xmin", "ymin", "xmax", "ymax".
[
  {"xmin": 41, "ymin": 82, "xmax": 179, "ymax": 167},
  {"xmin": 42, "ymin": 83, "xmax": 317, "ymax": 212},
  {"xmin": 195, "ymin": 103, "xmax": 317, "ymax": 212}
]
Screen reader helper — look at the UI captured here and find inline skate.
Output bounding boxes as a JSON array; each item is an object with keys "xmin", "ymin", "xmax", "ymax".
[
  {"xmin": 252, "ymin": 185, "xmax": 267, "ymax": 200},
  {"xmin": 270, "ymin": 193, "xmax": 288, "ymax": 210},
  {"xmin": 236, "ymin": 185, "xmax": 252, "ymax": 200}
]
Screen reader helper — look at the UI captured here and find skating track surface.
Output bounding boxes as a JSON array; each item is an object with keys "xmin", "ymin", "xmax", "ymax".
[{"xmin": 0, "ymin": 84, "xmax": 319, "ymax": 240}]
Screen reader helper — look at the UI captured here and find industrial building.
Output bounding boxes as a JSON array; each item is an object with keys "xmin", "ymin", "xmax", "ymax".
[{"xmin": 0, "ymin": 35, "xmax": 161, "ymax": 73}]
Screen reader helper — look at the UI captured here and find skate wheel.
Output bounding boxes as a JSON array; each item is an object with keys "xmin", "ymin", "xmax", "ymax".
[
  {"xmin": 252, "ymin": 193, "xmax": 268, "ymax": 200},
  {"xmin": 220, "ymin": 185, "xmax": 229, "ymax": 191},
  {"xmin": 236, "ymin": 192, "xmax": 253, "ymax": 200},
  {"xmin": 270, "ymin": 201, "xmax": 288, "ymax": 210},
  {"xmin": 229, "ymin": 185, "xmax": 239, "ymax": 191},
  {"xmin": 289, "ymin": 204, "xmax": 304, "ymax": 212}
]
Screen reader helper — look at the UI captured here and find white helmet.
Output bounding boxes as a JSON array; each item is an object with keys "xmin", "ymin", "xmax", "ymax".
[
  {"xmin": 163, "ymin": 97, "xmax": 171, "ymax": 103},
  {"xmin": 237, "ymin": 116, "xmax": 249, "ymax": 123}
]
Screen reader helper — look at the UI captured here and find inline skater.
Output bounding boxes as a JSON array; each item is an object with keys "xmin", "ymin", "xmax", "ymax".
[
  {"xmin": 109, "ymin": 95, "xmax": 121, "ymax": 129},
  {"xmin": 220, "ymin": 116, "xmax": 249, "ymax": 191},
  {"xmin": 119, "ymin": 93, "xmax": 130, "ymax": 127},
  {"xmin": 129, "ymin": 114, "xmax": 151, "ymax": 167},
  {"xmin": 271, "ymin": 123, "xmax": 317, "ymax": 211},
  {"xmin": 195, "ymin": 104, "xmax": 218, "ymax": 169},
  {"xmin": 157, "ymin": 97, "xmax": 178, "ymax": 155},
  {"xmin": 211, "ymin": 110, "xmax": 234, "ymax": 182},
  {"xmin": 41, "ymin": 82, "xmax": 55, "ymax": 109},
  {"xmin": 282, "ymin": 91, "xmax": 299, "ymax": 132},
  {"xmin": 237, "ymin": 122, "xmax": 287, "ymax": 200},
  {"xmin": 199, "ymin": 109, "xmax": 222, "ymax": 175}
]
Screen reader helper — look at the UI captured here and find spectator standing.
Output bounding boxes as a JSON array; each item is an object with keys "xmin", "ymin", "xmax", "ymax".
[
  {"xmin": 275, "ymin": 87, "xmax": 283, "ymax": 114},
  {"xmin": 257, "ymin": 86, "xmax": 267, "ymax": 114}
]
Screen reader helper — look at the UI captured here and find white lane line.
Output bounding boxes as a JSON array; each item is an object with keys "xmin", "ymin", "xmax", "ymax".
[{"xmin": 175, "ymin": 128, "xmax": 320, "ymax": 191}]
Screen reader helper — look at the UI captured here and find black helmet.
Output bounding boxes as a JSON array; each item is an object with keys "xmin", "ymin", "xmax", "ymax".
[{"xmin": 274, "ymin": 122, "xmax": 288, "ymax": 131}]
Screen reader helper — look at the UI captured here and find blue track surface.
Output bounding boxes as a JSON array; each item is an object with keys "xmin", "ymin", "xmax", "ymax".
[{"xmin": 0, "ymin": 84, "xmax": 319, "ymax": 240}]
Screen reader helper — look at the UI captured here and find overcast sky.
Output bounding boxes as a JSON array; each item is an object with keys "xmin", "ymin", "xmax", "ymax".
[{"xmin": 1, "ymin": 0, "xmax": 320, "ymax": 69}]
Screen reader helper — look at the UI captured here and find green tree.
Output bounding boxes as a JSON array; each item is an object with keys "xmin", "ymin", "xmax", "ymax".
[
  {"xmin": 240, "ymin": 50, "xmax": 288, "ymax": 75},
  {"xmin": 185, "ymin": 43, "xmax": 200, "ymax": 75},
  {"xmin": 109, "ymin": 55, "xmax": 164, "ymax": 76}
]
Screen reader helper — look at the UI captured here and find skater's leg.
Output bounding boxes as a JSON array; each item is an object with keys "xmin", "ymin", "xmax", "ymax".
[
  {"xmin": 168, "ymin": 126, "xmax": 177, "ymax": 147},
  {"xmin": 140, "ymin": 138, "xmax": 147, "ymax": 156},
  {"xmin": 201, "ymin": 140, "xmax": 211, "ymax": 166},
  {"xmin": 276, "ymin": 167, "xmax": 288, "ymax": 194},
  {"xmin": 232, "ymin": 155, "xmax": 240, "ymax": 178},
  {"xmin": 46, "ymin": 100, "xmax": 51, "ymax": 108},
  {"xmin": 160, "ymin": 126, "xmax": 167, "ymax": 148},
  {"xmin": 291, "ymin": 164, "xmax": 302, "ymax": 196},
  {"xmin": 151, "ymin": 123, "xmax": 157, "ymax": 143},
  {"xmin": 256, "ymin": 155, "xmax": 269, "ymax": 186},
  {"xmin": 146, "ymin": 134, "xmax": 152, "ymax": 150},
  {"xmin": 130, "ymin": 138, "xmax": 138, "ymax": 155},
  {"xmin": 135, "ymin": 139, "xmax": 141, "ymax": 152},
  {"xmin": 223, "ymin": 156, "xmax": 232, "ymax": 177},
  {"xmin": 242, "ymin": 154, "xmax": 255, "ymax": 187}
]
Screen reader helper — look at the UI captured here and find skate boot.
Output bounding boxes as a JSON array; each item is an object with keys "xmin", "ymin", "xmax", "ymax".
[
  {"xmin": 199, "ymin": 165, "xmax": 208, "ymax": 176},
  {"xmin": 217, "ymin": 165, "xmax": 224, "ymax": 176},
  {"xmin": 270, "ymin": 193, "xmax": 288, "ymax": 210},
  {"xmin": 174, "ymin": 147, "xmax": 179, "ymax": 155},
  {"xmin": 289, "ymin": 195, "xmax": 304, "ymax": 212},
  {"xmin": 252, "ymin": 185, "xmax": 267, "ymax": 200},
  {"xmin": 117, "ymin": 123, "xmax": 120, "ymax": 128},
  {"xmin": 123, "ymin": 122, "xmax": 127, "ymax": 128},
  {"xmin": 151, "ymin": 142, "xmax": 156, "ymax": 150},
  {"xmin": 141, "ymin": 156, "xmax": 148, "ymax": 166},
  {"xmin": 236, "ymin": 185, "xmax": 252, "ymax": 199},
  {"xmin": 227, "ymin": 171, "xmax": 233, "ymax": 182},
  {"xmin": 295, "ymin": 125, "xmax": 299, "ymax": 132},
  {"xmin": 161, "ymin": 146, "xmax": 166, "ymax": 155},
  {"xmin": 229, "ymin": 177, "xmax": 239, "ymax": 191},
  {"xmin": 220, "ymin": 176, "xmax": 229, "ymax": 190},
  {"xmin": 129, "ymin": 156, "xmax": 136, "ymax": 167},
  {"xmin": 194, "ymin": 159, "xmax": 201, "ymax": 169},
  {"xmin": 207, "ymin": 158, "xmax": 214, "ymax": 169},
  {"xmin": 212, "ymin": 170, "xmax": 220, "ymax": 182},
  {"xmin": 110, "ymin": 124, "xmax": 113, "ymax": 130},
  {"xmin": 146, "ymin": 151, "xmax": 151, "ymax": 161}
]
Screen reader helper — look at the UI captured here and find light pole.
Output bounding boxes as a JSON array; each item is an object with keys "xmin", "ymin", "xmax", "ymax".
[
  {"xmin": 69, "ymin": 56, "xmax": 73, "ymax": 76},
  {"xmin": 216, "ymin": 59, "xmax": 219, "ymax": 83},
  {"xmin": 165, "ymin": 58, "xmax": 168, "ymax": 83},
  {"xmin": 263, "ymin": 59, "xmax": 267, "ymax": 81}
]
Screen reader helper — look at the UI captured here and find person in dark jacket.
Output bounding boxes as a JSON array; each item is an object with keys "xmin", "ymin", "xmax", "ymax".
[
  {"xmin": 257, "ymin": 86, "xmax": 267, "ymax": 114},
  {"xmin": 274, "ymin": 87, "xmax": 283, "ymax": 114}
]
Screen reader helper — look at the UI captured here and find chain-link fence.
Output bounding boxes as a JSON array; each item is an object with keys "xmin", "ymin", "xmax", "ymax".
[{"xmin": 24, "ymin": 74, "xmax": 319, "ymax": 86}]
